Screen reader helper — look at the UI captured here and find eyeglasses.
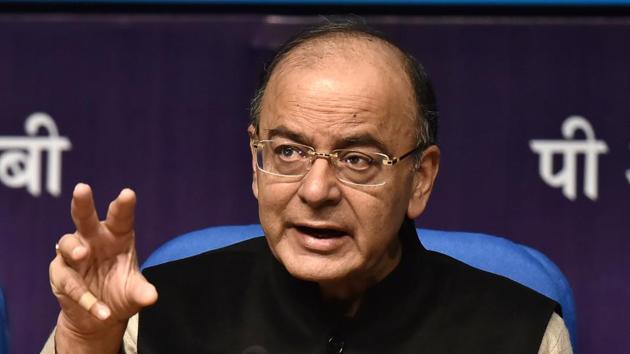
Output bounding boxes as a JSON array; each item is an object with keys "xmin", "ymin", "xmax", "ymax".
[{"xmin": 251, "ymin": 139, "xmax": 423, "ymax": 187}]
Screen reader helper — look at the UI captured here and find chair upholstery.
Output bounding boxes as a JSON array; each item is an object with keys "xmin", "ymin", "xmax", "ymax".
[
  {"xmin": 0, "ymin": 287, "xmax": 8, "ymax": 354},
  {"xmin": 142, "ymin": 224, "xmax": 577, "ymax": 350}
]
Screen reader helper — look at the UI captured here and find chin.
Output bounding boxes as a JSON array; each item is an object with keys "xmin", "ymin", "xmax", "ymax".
[{"xmin": 280, "ymin": 253, "xmax": 356, "ymax": 283}]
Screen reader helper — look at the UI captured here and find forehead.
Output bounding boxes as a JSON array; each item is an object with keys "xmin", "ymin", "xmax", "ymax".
[{"xmin": 259, "ymin": 36, "xmax": 417, "ymax": 151}]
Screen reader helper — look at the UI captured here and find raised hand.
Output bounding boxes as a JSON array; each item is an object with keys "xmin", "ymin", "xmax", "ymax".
[{"xmin": 49, "ymin": 183, "xmax": 157, "ymax": 353}]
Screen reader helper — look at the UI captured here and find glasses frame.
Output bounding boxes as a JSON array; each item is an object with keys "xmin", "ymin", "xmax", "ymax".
[{"xmin": 250, "ymin": 139, "xmax": 424, "ymax": 186}]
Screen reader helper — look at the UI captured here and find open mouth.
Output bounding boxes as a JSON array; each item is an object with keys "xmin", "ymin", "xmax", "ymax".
[{"xmin": 295, "ymin": 225, "xmax": 347, "ymax": 239}]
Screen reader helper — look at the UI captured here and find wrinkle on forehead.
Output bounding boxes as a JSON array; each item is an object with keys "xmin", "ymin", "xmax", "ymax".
[
  {"xmin": 268, "ymin": 84, "xmax": 389, "ymax": 137},
  {"xmin": 288, "ymin": 94, "xmax": 380, "ymax": 117}
]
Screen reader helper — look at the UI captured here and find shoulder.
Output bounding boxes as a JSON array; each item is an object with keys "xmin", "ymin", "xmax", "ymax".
[
  {"xmin": 142, "ymin": 236, "xmax": 269, "ymax": 287},
  {"xmin": 426, "ymin": 249, "xmax": 557, "ymax": 305},
  {"xmin": 137, "ymin": 236, "xmax": 272, "ymax": 352},
  {"xmin": 409, "ymin": 251, "xmax": 560, "ymax": 351},
  {"xmin": 423, "ymin": 250, "xmax": 559, "ymax": 331}
]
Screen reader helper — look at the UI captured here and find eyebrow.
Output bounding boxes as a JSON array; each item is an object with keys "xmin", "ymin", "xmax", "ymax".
[
  {"xmin": 266, "ymin": 126, "xmax": 311, "ymax": 146},
  {"xmin": 265, "ymin": 125, "xmax": 391, "ymax": 155},
  {"xmin": 336, "ymin": 135, "xmax": 390, "ymax": 155}
]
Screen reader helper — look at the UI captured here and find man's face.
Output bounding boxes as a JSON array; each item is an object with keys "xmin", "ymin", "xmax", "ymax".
[{"xmin": 251, "ymin": 42, "xmax": 435, "ymax": 293}]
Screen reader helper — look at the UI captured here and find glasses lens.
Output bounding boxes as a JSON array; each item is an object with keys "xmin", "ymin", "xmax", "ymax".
[
  {"xmin": 255, "ymin": 141, "xmax": 309, "ymax": 177},
  {"xmin": 336, "ymin": 150, "xmax": 385, "ymax": 186}
]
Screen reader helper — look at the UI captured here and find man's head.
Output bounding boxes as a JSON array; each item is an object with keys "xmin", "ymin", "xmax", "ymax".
[
  {"xmin": 248, "ymin": 20, "xmax": 440, "ymax": 299},
  {"xmin": 250, "ymin": 20, "xmax": 439, "ymax": 149}
]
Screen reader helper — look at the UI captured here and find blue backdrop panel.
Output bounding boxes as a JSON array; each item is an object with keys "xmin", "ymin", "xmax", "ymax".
[{"xmin": 0, "ymin": 13, "xmax": 629, "ymax": 353}]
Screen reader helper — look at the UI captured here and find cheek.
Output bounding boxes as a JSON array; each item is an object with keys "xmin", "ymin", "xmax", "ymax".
[
  {"xmin": 351, "ymin": 178, "xmax": 411, "ymax": 222},
  {"xmin": 258, "ymin": 179, "xmax": 297, "ymax": 208},
  {"xmin": 348, "ymin": 180, "xmax": 412, "ymax": 250},
  {"xmin": 256, "ymin": 177, "xmax": 299, "ymax": 233}
]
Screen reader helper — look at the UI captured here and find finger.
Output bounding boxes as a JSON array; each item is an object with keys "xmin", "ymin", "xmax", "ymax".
[
  {"xmin": 71, "ymin": 183, "xmax": 100, "ymax": 236},
  {"xmin": 105, "ymin": 188, "xmax": 136, "ymax": 236},
  {"xmin": 127, "ymin": 272, "xmax": 158, "ymax": 308},
  {"xmin": 57, "ymin": 234, "xmax": 89, "ymax": 266},
  {"xmin": 78, "ymin": 291, "xmax": 98, "ymax": 311},
  {"xmin": 50, "ymin": 256, "xmax": 111, "ymax": 320}
]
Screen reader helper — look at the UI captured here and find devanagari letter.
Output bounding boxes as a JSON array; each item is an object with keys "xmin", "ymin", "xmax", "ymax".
[
  {"xmin": 529, "ymin": 116, "xmax": 608, "ymax": 201},
  {"xmin": 0, "ymin": 112, "xmax": 72, "ymax": 197}
]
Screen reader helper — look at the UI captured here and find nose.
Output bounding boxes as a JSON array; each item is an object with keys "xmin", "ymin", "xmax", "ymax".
[{"xmin": 297, "ymin": 158, "xmax": 342, "ymax": 208}]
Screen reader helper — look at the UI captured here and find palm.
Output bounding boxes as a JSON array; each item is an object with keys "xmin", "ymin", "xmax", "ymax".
[
  {"xmin": 80, "ymin": 225, "xmax": 139, "ymax": 319},
  {"xmin": 51, "ymin": 184, "xmax": 157, "ymax": 335}
]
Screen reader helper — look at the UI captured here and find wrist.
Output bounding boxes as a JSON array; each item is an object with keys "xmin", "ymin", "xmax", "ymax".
[{"xmin": 54, "ymin": 313, "xmax": 126, "ymax": 354}]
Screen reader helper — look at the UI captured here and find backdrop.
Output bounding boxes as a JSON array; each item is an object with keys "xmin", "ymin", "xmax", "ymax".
[{"xmin": 0, "ymin": 13, "xmax": 629, "ymax": 353}]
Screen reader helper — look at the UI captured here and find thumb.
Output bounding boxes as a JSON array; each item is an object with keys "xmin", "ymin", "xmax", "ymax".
[{"xmin": 128, "ymin": 273, "xmax": 158, "ymax": 309}]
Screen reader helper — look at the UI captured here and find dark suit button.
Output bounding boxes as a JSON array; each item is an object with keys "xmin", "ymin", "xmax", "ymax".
[{"xmin": 327, "ymin": 335, "xmax": 345, "ymax": 354}]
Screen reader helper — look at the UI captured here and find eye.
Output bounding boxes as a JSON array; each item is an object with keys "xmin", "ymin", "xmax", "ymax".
[
  {"xmin": 274, "ymin": 144, "xmax": 305, "ymax": 162},
  {"xmin": 340, "ymin": 152, "xmax": 374, "ymax": 171}
]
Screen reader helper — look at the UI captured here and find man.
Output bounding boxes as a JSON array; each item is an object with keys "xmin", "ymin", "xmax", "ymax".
[{"xmin": 44, "ymin": 21, "xmax": 572, "ymax": 353}]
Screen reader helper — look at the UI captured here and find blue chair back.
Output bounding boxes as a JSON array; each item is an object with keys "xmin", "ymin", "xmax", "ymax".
[
  {"xmin": 0, "ymin": 287, "xmax": 8, "ymax": 354},
  {"xmin": 142, "ymin": 224, "xmax": 577, "ymax": 350}
]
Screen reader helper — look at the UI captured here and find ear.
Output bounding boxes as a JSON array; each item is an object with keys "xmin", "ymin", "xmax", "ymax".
[
  {"xmin": 248, "ymin": 125, "xmax": 259, "ymax": 200},
  {"xmin": 407, "ymin": 145, "xmax": 440, "ymax": 219}
]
